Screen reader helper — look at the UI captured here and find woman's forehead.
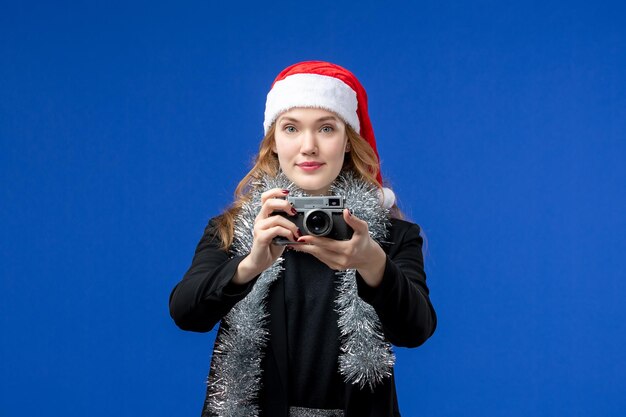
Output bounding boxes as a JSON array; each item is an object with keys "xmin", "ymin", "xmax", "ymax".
[{"xmin": 277, "ymin": 107, "xmax": 345, "ymax": 123}]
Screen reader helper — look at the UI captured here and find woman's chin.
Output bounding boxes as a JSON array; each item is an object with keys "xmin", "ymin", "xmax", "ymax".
[{"xmin": 295, "ymin": 182, "xmax": 331, "ymax": 195}]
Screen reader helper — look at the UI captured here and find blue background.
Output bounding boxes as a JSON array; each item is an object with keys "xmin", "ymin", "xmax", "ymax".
[{"xmin": 1, "ymin": 1, "xmax": 625, "ymax": 416}]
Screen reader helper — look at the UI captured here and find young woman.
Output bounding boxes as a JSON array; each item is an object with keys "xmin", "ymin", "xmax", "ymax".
[{"xmin": 169, "ymin": 61, "xmax": 437, "ymax": 417}]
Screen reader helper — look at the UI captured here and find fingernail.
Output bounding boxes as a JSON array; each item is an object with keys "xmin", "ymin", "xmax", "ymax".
[
  {"xmin": 296, "ymin": 228, "xmax": 301, "ymax": 237},
  {"xmin": 282, "ymin": 189, "xmax": 290, "ymax": 194},
  {"xmin": 348, "ymin": 209, "xmax": 353, "ymax": 216},
  {"xmin": 291, "ymin": 208, "xmax": 298, "ymax": 215}
]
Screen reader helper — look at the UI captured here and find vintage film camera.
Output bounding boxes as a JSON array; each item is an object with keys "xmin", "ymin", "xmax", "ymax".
[{"xmin": 273, "ymin": 196, "xmax": 354, "ymax": 245}]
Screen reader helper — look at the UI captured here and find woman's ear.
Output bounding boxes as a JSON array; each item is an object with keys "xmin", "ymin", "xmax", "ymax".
[{"xmin": 345, "ymin": 139, "xmax": 351, "ymax": 152}]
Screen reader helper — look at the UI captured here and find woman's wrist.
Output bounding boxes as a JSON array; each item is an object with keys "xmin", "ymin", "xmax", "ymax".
[
  {"xmin": 232, "ymin": 255, "xmax": 261, "ymax": 285},
  {"xmin": 356, "ymin": 241, "xmax": 387, "ymax": 288}
]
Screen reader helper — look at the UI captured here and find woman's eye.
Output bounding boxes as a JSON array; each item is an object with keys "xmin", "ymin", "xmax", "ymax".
[
  {"xmin": 284, "ymin": 126, "xmax": 297, "ymax": 133},
  {"xmin": 320, "ymin": 126, "xmax": 334, "ymax": 133}
]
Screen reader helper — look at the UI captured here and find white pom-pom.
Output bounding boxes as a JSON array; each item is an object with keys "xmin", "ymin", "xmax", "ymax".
[{"xmin": 378, "ymin": 187, "xmax": 396, "ymax": 209}]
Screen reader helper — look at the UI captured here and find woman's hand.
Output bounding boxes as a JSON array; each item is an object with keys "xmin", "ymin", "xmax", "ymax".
[
  {"xmin": 290, "ymin": 209, "xmax": 387, "ymax": 287},
  {"xmin": 233, "ymin": 189, "xmax": 300, "ymax": 284}
]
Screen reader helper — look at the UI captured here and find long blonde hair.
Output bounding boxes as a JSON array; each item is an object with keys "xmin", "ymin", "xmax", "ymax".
[{"xmin": 213, "ymin": 124, "xmax": 388, "ymax": 250}]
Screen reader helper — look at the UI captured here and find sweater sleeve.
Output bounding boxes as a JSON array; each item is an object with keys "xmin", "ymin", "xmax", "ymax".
[
  {"xmin": 169, "ymin": 218, "xmax": 257, "ymax": 332},
  {"xmin": 356, "ymin": 220, "xmax": 437, "ymax": 348}
]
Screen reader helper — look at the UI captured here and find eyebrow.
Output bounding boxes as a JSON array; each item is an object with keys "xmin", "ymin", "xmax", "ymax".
[{"xmin": 277, "ymin": 115, "xmax": 340, "ymax": 124}]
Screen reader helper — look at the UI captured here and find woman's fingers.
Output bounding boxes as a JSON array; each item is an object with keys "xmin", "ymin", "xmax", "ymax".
[
  {"xmin": 255, "ymin": 225, "xmax": 298, "ymax": 245},
  {"xmin": 255, "ymin": 215, "xmax": 300, "ymax": 243},
  {"xmin": 260, "ymin": 188, "xmax": 289, "ymax": 202},
  {"xmin": 296, "ymin": 235, "xmax": 346, "ymax": 253},
  {"xmin": 257, "ymin": 189, "xmax": 295, "ymax": 219},
  {"xmin": 260, "ymin": 188, "xmax": 290, "ymax": 204},
  {"xmin": 342, "ymin": 209, "xmax": 369, "ymax": 236},
  {"xmin": 291, "ymin": 244, "xmax": 348, "ymax": 270},
  {"xmin": 257, "ymin": 198, "xmax": 296, "ymax": 219}
]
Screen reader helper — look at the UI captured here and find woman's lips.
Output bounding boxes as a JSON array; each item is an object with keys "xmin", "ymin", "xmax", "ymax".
[{"xmin": 297, "ymin": 162, "xmax": 324, "ymax": 171}]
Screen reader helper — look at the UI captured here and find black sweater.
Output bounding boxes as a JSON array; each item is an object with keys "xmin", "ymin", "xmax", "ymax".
[{"xmin": 169, "ymin": 217, "xmax": 437, "ymax": 416}]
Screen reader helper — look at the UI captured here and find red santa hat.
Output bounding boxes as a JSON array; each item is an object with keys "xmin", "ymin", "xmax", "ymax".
[{"xmin": 264, "ymin": 60, "xmax": 396, "ymax": 208}]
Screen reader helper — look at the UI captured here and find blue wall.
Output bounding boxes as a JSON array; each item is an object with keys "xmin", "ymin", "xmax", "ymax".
[{"xmin": 1, "ymin": 1, "xmax": 625, "ymax": 416}]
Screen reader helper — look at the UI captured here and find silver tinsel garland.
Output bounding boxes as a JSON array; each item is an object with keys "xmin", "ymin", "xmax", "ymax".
[
  {"xmin": 328, "ymin": 174, "xmax": 395, "ymax": 389},
  {"xmin": 205, "ymin": 172, "xmax": 394, "ymax": 417}
]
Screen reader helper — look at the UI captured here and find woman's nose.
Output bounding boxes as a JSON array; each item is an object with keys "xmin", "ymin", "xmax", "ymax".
[{"xmin": 300, "ymin": 130, "xmax": 318, "ymax": 154}]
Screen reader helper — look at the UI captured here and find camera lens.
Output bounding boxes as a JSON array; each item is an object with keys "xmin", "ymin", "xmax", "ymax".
[{"xmin": 304, "ymin": 210, "xmax": 332, "ymax": 236}]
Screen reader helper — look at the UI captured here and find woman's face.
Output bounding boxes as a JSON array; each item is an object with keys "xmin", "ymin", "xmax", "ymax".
[{"xmin": 273, "ymin": 107, "xmax": 350, "ymax": 195}]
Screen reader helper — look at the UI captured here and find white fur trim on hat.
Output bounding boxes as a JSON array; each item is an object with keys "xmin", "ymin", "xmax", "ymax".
[
  {"xmin": 378, "ymin": 187, "xmax": 396, "ymax": 209},
  {"xmin": 264, "ymin": 73, "xmax": 360, "ymax": 134}
]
